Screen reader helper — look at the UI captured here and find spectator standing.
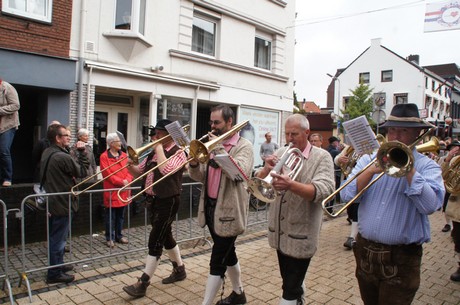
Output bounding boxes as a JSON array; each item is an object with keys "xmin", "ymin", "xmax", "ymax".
[
  {"xmin": 255, "ymin": 114, "xmax": 335, "ymax": 304},
  {"xmin": 309, "ymin": 133, "xmax": 323, "ymax": 148},
  {"xmin": 260, "ymin": 132, "xmax": 279, "ymax": 165},
  {"xmin": 189, "ymin": 105, "xmax": 254, "ymax": 305},
  {"xmin": 99, "ymin": 133, "xmax": 133, "ymax": 248},
  {"xmin": 326, "ymin": 136, "xmax": 342, "ymax": 212},
  {"xmin": 70, "ymin": 128, "xmax": 97, "ymax": 182},
  {"xmin": 32, "ymin": 120, "xmax": 61, "ymax": 182},
  {"xmin": 0, "ymin": 79, "xmax": 20, "ymax": 186},
  {"xmin": 42, "ymin": 124, "xmax": 90, "ymax": 284}
]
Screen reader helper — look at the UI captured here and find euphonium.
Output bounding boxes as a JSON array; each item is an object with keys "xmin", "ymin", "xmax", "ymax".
[
  {"xmin": 247, "ymin": 143, "xmax": 303, "ymax": 203},
  {"xmin": 442, "ymin": 156, "xmax": 460, "ymax": 195}
]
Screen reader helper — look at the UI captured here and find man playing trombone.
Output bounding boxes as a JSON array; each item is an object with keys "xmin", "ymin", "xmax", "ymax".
[
  {"xmin": 255, "ymin": 114, "xmax": 335, "ymax": 305},
  {"xmin": 189, "ymin": 104, "xmax": 254, "ymax": 305},
  {"xmin": 340, "ymin": 103, "xmax": 445, "ymax": 305},
  {"xmin": 123, "ymin": 119, "xmax": 188, "ymax": 298}
]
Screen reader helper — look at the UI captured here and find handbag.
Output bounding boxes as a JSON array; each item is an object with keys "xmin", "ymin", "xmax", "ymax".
[{"xmin": 29, "ymin": 151, "xmax": 60, "ymax": 211}]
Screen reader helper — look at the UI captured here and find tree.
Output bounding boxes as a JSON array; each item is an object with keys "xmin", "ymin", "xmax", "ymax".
[
  {"xmin": 338, "ymin": 82, "xmax": 376, "ymax": 132},
  {"xmin": 292, "ymin": 91, "xmax": 306, "ymax": 114}
]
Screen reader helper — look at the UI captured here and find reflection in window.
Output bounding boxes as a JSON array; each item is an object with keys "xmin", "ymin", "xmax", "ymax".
[
  {"xmin": 115, "ymin": 0, "xmax": 146, "ymax": 35},
  {"xmin": 157, "ymin": 97, "xmax": 192, "ymax": 134},
  {"xmin": 192, "ymin": 15, "xmax": 216, "ymax": 56},
  {"xmin": 2, "ymin": 0, "xmax": 52, "ymax": 22},
  {"xmin": 359, "ymin": 72, "xmax": 370, "ymax": 84},
  {"xmin": 381, "ymin": 70, "xmax": 393, "ymax": 82},
  {"xmin": 254, "ymin": 36, "xmax": 271, "ymax": 70}
]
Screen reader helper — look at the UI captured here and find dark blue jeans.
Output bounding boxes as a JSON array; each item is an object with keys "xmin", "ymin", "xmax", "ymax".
[
  {"xmin": 105, "ymin": 206, "xmax": 126, "ymax": 242},
  {"xmin": 0, "ymin": 128, "xmax": 16, "ymax": 182},
  {"xmin": 48, "ymin": 215, "xmax": 71, "ymax": 279}
]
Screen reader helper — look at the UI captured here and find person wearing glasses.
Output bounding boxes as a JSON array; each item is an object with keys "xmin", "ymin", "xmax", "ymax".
[
  {"xmin": 41, "ymin": 124, "xmax": 90, "ymax": 284},
  {"xmin": 99, "ymin": 133, "xmax": 133, "ymax": 248},
  {"xmin": 189, "ymin": 105, "xmax": 254, "ymax": 305}
]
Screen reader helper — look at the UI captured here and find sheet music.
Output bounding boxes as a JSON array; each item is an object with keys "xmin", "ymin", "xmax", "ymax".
[
  {"xmin": 213, "ymin": 153, "xmax": 247, "ymax": 182},
  {"xmin": 342, "ymin": 115, "xmax": 380, "ymax": 155},
  {"xmin": 165, "ymin": 121, "xmax": 190, "ymax": 148}
]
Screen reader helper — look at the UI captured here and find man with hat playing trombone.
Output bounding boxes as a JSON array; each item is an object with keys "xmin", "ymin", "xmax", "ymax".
[
  {"xmin": 341, "ymin": 103, "xmax": 445, "ymax": 305},
  {"xmin": 123, "ymin": 119, "xmax": 188, "ymax": 298}
]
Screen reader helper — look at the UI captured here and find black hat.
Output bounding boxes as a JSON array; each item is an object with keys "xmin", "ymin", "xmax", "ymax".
[
  {"xmin": 328, "ymin": 136, "xmax": 340, "ymax": 144},
  {"xmin": 379, "ymin": 103, "xmax": 434, "ymax": 129},
  {"xmin": 148, "ymin": 125, "xmax": 155, "ymax": 136},
  {"xmin": 447, "ymin": 140, "xmax": 460, "ymax": 150},
  {"xmin": 154, "ymin": 119, "xmax": 172, "ymax": 131}
]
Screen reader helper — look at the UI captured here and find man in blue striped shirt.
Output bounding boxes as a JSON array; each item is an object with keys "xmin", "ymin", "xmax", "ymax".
[{"xmin": 341, "ymin": 103, "xmax": 445, "ymax": 305}]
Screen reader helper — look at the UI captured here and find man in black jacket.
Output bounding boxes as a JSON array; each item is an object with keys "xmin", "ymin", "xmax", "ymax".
[{"xmin": 41, "ymin": 124, "xmax": 89, "ymax": 284}]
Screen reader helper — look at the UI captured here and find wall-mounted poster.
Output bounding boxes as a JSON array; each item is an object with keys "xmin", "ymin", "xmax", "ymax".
[{"xmin": 239, "ymin": 107, "xmax": 280, "ymax": 167}]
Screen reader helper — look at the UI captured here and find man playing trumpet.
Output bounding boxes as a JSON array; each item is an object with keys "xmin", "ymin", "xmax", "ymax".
[
  {"xmin": 341, "ymin": 104, "xmax": 445, "ymax": 305},
  {"xmin": 255, "ymin": 114, "xmax": 334, "ymax": 305}
]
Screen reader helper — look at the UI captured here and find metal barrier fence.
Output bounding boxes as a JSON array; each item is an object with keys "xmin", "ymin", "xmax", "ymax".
[
  {"xmin": 1, "ymin": 181, "xmax": 268, "ymax": 303},
  {"xmin": 0, "ymin": 199, "xmax": 18, "ymax": 304}
]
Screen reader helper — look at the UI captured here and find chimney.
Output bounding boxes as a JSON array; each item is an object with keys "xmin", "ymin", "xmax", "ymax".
[{"xmin": 407, "ymin": 54, "xmax": 420, "ymax": 65}]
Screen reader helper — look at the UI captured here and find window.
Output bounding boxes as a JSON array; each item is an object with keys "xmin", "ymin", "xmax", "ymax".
[
  {"xmin": 425, "ymin": 77, "xmax": 428, "ymax": 89},
  {"xmin": 432, "ymin": 80, "xmax": 436, "ymax": 91},
  {"xmin": 394, "ymin": 93, "xmax": 408, "ymax": 105},
  {"xmin": 381, "ymin": 70, "xmax": 393, "ymax": 82},
  {"xmin": 192, "ymin": 14, "xmax": 216, "ymax": 56},
  {"xmin": 254, "ymin": 36, "xmax": 272, "ymax": 70},
  {"xmin": 2, "ymin": 0, "xmax": 52, "ymax": 23},
  {"xmin": 359, "ymin": 72, "xmax": 370, "ymax": 84},
  {"xmin": 115, "ymin": 0, "xmax": 146, "ymax": 35}
]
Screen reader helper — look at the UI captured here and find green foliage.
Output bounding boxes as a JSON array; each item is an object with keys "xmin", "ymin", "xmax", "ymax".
[{"xmin": 338, "ymin": 83, "xmax": 376, "ymax": 132}]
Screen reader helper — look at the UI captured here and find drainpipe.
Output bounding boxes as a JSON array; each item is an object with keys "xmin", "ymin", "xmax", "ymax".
[
  {"xmin": 192, "ymin": 86, "xmax": 200, "ymax": 139},
  {"xmin": 77, "ymin": 0, "xmax": 87, "ymax": 129}
]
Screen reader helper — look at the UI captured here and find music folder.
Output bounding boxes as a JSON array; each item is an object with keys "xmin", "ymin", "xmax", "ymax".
[{"xmin": 213, "ymin": 153, "xmax": 248, "ymax": 182}]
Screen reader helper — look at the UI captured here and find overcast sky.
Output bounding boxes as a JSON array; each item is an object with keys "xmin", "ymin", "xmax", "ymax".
[{"xmin": 293, "ymin": 0, "xmax": 460, "ymax": 108}]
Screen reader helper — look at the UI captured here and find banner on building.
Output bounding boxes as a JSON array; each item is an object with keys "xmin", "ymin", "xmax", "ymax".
[
  {"xmin": 424, "ymin": 1, "xmax": 460, "ymax": 33},
  {"xmin": 239, "ymin": 107, "xmax": 280, "ymax": 167}
]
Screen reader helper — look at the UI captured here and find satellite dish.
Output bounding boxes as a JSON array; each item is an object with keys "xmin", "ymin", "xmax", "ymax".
[{"xmin": 372, "ymin": 110, "xmax": 386, "ymax": 124}]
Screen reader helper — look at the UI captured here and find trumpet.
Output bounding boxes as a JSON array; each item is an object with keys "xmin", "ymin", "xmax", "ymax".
[
  {"xmin": 117, "ymin": 121, "xmax": 250, "ymax": 203},
  {"xmin": 322, "ymin": 128, "xmax": 437, "ymax": 218},
  {"xmin": 70, "ymin": 125, "xmax": 190, "ymax": 196},
  {"xmin": 247, "ymin": 143, "xmax": 304, "ymax": 203}
]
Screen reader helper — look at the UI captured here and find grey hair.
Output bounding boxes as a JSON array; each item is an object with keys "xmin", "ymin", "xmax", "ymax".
[
  {"xmin": 106, "ymin": 133, "xmax": 119, "ymax": 146},
  {"xmin": 286, "ymin": 114, "xmax": 310, "ymax": 130},
  {"xmin": 77, "ymin": 128, "xmax": 89, "ymax": 139}
]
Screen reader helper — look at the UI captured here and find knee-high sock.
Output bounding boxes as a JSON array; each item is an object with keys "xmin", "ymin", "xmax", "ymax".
[
  {"xmin": 279, "ymin": 298, "xmax": 297, "ymax": 305},
  {"xmin": 202, "ymin": 275, "xmax": 223, "ymax": 305},
  {"xmin": 445, "ymin": 213, "xmax": 453, "ymax": 226},
  {"xmin": 350, "ymin": 221, "xmax": 358, "ymax": 239},
  {"xmin": 456, "ymin": 251, "xmax": 460, "ymax": 263},
  {"xmin": 226, "ymin": 262, "xmax": 243, "ymax": 294},
  {"xmin": 142, "ymin": 255, "xmax": 159, "ymax": 279},
  {"xmin": 166, "ymin": 245, "xmax": 183, "ymax": 266}
]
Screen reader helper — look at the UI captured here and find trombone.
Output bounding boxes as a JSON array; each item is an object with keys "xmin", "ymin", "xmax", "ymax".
[
  {"xmin": 70, "ymin": 125, "xmax": 190, "ymax": 196},
  {"xmin": 247, "ymin": 143, "xmax": 304, "ymax": 203},
  {"xmin": 117, "ymin": 120, "xmax": 250, "ymax": 203},
  {"xmin": 322, "ymin": 128, "xmax": 437, "ymax": 218}
]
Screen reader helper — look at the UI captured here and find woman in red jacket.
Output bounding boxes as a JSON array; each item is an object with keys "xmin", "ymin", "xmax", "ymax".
[{"xmin": 99, "ymin": 133, "xmax": 133, "ymax": 248}]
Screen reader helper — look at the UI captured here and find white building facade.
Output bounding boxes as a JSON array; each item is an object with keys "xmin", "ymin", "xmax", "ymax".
[
  {"xmin": 70, "ymin": 0, "xmax": 295, "ymax": 166},
  {"xmin": 330, "ymin": 38, "xmax": 452, "ymax": 130}
]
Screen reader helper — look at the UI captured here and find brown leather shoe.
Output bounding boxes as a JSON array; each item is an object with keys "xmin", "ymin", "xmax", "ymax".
[
  {"xmin": 162, "ymin": 262, "xmax": 186, "ymax": 284},
  {"xmin": 123, "ymin": 278, "xmax": 150, "ymax": 298}
]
